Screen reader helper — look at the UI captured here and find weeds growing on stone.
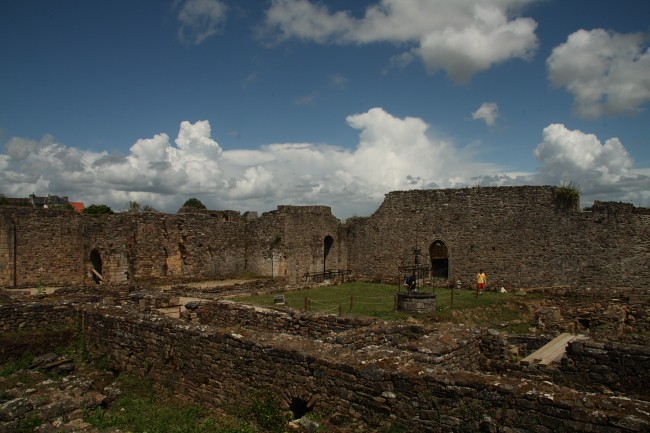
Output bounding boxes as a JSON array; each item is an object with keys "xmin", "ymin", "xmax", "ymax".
[
  {"xmin": 84, "ymin": 374, "xmax": 256, "ymax": 433},
  {"xmin": 247, "ymin": 389, "xmax": 292, "ymax": 433},
  {"xmin": 0, "ymin": 353, "xmax": 34, "ymax": 376}
]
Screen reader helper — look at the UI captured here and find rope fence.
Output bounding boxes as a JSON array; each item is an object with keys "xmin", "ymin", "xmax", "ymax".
[{"xmin": 303, "ymin": 294, "xmax": 398, "ymax": 315}]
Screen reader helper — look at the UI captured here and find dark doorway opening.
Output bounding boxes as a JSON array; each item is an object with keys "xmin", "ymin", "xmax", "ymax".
[
  {"xmin": 323, "ymin": 235, "xmax": 334, "ymax": 273},
  {"xmin": 89, "ymin": 249, "xmax": 103, "ymax": 284},
  {"xmin": 429, "ymin": 240, "xmax": 449, "ymax": 279}
]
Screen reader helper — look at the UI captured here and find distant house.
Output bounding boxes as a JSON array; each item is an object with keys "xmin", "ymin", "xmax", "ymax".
[
  {"xmin": 29, "ymin": 193, "xmax": 71, "ymax": 209},
  {"xmin": 2, "ymin": 193, "xmax": 83, "ymax": 210},
  {"xmin": 69, "ymin": 201, "xmax": 86, "ymax": 213}
]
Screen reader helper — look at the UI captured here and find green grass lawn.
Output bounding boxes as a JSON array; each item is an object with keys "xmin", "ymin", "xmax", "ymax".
[{"xmin": 233, "ymin": 282, "xmax": 537, "ymax": 329}]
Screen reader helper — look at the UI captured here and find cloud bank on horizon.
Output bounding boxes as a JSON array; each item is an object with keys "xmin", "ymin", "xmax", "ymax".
[
  {"xmin": 1, "ymin": 0, "xmax": 649, "ymax": 218},
  {"xmin": 1, "ymin": 108, "xmax": 648, "ymax": 218}
]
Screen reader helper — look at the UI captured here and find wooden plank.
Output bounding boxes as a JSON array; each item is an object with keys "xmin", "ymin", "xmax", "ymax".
[
  {"xmin": 522, "ymin": 333, "xmax": 587, "ymax": 365},
  {"xmin": 91, "ymin": 268, "xmax": 103, "ymax": 281}
]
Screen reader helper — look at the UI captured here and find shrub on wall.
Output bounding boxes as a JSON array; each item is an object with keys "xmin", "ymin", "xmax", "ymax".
[
  {"xmin": 555, "ymin": 181, "xmax": 581, "ymax": 212},
  {"xmin": 83, "ymin": 204, "xmax": 115, "ymax": 216}
]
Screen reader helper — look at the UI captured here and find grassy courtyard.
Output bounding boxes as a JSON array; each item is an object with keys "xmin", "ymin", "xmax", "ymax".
[{"xmin": 234, "ymin": 282, "xmax": 538, "ymax": 332}]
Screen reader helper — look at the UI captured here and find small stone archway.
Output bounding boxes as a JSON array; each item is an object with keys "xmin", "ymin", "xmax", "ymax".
[
  {"xmin": 429, "ymin": 239, "xmax": 449, "ymax": 280},
  {"xmin": 89, "ymin": 249, "xmax": 103, "ymax": 284}
]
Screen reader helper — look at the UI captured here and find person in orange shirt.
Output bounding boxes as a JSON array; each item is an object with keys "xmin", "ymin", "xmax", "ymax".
[{"xmin": 476, "ymin": 270, "xmax": 487, "ymax": 295}]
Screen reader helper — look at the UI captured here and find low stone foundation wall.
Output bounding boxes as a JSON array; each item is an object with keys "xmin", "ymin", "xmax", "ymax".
[
  {"xmin": 479, "ymin": 330, "xmax": 650, "ymax": 401},
  {"xmin": 535, "ymin": 287, "xmax": 650, "ymax": 344},
  {"xmin": 559, "ymin": 339, "xmax": 650, "ymax": 400},
  {"xmin": 2, "ymin": 300, "xmax": 649, "ymax": 431},
  {"xmin": 80, "ymin": 306, "xmax": 650, "ymax": 432},
  {"xmin": 190, "ymin": 300, "xmax": 480, "ymax": 370},
  {"xmin": 0, "ymin": 302, "xmax": 76, "ymax": 332},
  {"xmin": 0, "ymin": 302, "xmax": 77, "ymax": 362},
  {"xmin": 194, "ymin": 300, "xmax": 376, "ymax": 338}
]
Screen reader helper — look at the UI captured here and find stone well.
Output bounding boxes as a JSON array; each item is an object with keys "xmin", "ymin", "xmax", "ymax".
[{"xmin": 397, "ymin": 291, "xmax": 437, "ymax": 314}]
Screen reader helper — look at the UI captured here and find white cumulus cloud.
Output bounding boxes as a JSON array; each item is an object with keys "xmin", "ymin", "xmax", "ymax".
[
  {"xmin": 547, "ymin": 29, "xmax": 650, "ymax": 118},
  {"xmin": 262, "ymin": 0, "xmax": 539, "ymax": 84},
  {"xmin": 534, "ymin": 123, "xmax": 649, "ymax": 205},
  {"xmin": 472, "ymin": 102, "xmax": 500, "ymax": 126},
  {"xmin": 2, "ymin": 113, "xmax": 649, "ymax": 217},
  {"xmin": 0, "ymin": 110, "xmax": 501, "ymax": 217},
  {"xmin": 176, "ymin": 0, "xmax": 228, "ymax": 44}
]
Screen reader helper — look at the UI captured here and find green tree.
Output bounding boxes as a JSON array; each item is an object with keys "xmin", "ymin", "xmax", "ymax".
[
  {"xmin": 83, "ymin": 204, "xmax": 114, "ymax": 216},
  {"xmin": 181, "ymin": 197, "xmax": 207, "ymax": 210}
]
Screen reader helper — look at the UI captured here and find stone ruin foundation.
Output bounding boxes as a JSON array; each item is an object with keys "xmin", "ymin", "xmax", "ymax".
[{"xmin": 1, "ymin": 281, "xmax": 649, "ymax": 433}]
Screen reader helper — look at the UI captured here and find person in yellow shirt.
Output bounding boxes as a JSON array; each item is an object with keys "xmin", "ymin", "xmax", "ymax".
[{"xmin": 476, "ymin": 270, "xmax": 487, "ymax": 295}]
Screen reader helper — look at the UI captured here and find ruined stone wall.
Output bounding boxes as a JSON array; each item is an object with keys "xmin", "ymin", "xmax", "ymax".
[
  {"xmin": 560, "ymin": 340, "xmax": 650, "ymax": 399},
  {"xmin": 534, "ymin": 287, "xmax": 650, "ymax": 344},
  {"xmin": 0, "ymin": 207, "xmax": 84, "ymax": 287},
  {"xmin": 345, "ymin": 186, "xmax": 650, "ymax": 289},
  {"xmin": 169, "ymin": 212, "xmax": 247, "ymax": 278},
  {"xmin": 82, "ymin": 214, "xmax": 133, "ymax": 284},
  {"xmin": 0, "ymin": 204, "xmax": 344, "ymax": 287},
  {"xmin": 0, "ymin": 302, "xmax": 77, "ymax": 362},
  {"xmin": 276, "ymin": 206, "xmax": 342, "ymax": 280},
  {"xmin": 246, "ymin": 206, "xmax": 343, "ymax": 282},
  {"xmin": 244, "ymin": 209, "xmax": 288, "ymax": 278},
  {"xmin": 195, "ymin": 300, "xmax": 376, "ymax": 339},
  {"xmin": 2, "ymin": 186, "xmax": 649, "ymax": 289},
  {"xmin": 0, "ymin": 216, "xmax": 15, "ymax": 286},
  {"xmin": 479, "ymin": 331, "xmax": 650, "ymax": 401},
  {"xmin": 193, "ymin": 301, "xmax": 481, "ymax": 371},
  {"xmin": 0, "ymin": 302, "xmax": 76, "ymax": 333},
  {"xmin": 80, "ymin": 307, "xmax": 650, "ymax": 432}
]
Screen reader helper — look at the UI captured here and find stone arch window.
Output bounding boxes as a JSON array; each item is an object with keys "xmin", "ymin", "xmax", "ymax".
[
  {"xmin": 89, "ymin": 249, "xmax": 103, "ymax": 284},
  {"xmin": 429, "ymin": 240, "xmax": 449, "ymax": 279},
  {"xmin": 323, "ymin": 235, "xmax": 334, "ymax": 273}
]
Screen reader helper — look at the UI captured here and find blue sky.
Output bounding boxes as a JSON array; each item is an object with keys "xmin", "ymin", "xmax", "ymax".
[{"xmin": 1, "ymin": 0, "xmax": 649, "ymax": 218}]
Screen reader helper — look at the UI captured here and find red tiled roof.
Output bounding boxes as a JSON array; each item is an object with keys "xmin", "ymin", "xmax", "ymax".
[{"xmin": 69, "ymin": 202, "xmax": 85, "ymax": 213}]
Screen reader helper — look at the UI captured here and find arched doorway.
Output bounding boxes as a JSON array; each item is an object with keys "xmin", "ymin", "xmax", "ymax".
[
  {"xmin": 429, "ymin": 240, "xmax": 449, "ymax": 279},
  {"xmin": 323, "ymin": 235, "xmax": 334, "ymax": 273},
  {"xmin": 89, "ymin": 249, "xmax": 103, "ymax": 284}
]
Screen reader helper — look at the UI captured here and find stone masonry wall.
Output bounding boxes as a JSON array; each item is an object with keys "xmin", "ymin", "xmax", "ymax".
[
  {"xmin": 345, "ymin": 186, "xmax": 650, "ymax": 289},
  {"xmin": 195, "ymin": 300, "xmax": 376, "ymax": 339},
  {"xmin": 0, "ymin": 205, "xmax": 341, "ymax": 287},
  {"xmin": 559, "ymin": 340, "xmax": 650, "ymax": 400},
  {"xmin": 534, "ymin": 287, "xmax": 650, "ymax": 345},
  {"xmin": 479, "ymin": 330, "xmax": 650, "ymax": 401},
  {"xmin": 0, "ymin": 208, "xmax": 84, "ymax": 287},
  {"xmin": 0, "ymin": 216, "xmax": 14, "ymax": 286},
  {"xmin": 80, "ymin": 306, "xmax": 650, "ymax": 432},
  {"xmin": 2, "ymin": 186, "xmax": 649, "ymax": 289},
  {"xmin": 1, "ymin": 301, "xmax": 648, "ymax": 431},
  {"xmin": 193, "ymin": 300, "xmax": 482, "ymax": 372},
  {"xmin": 0, "ymin": 302, "xmax": 77, "ymax": 362}
]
